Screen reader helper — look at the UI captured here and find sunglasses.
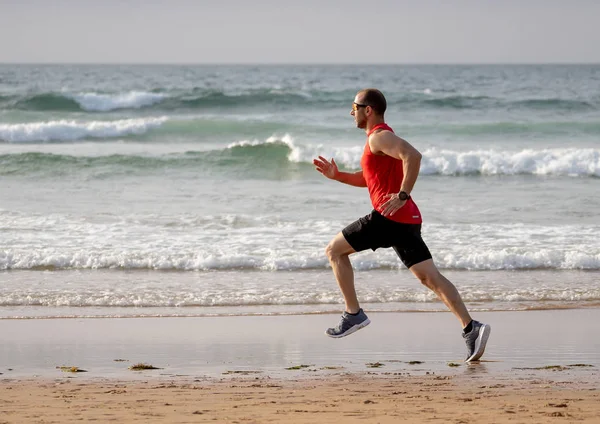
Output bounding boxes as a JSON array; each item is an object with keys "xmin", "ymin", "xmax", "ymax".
[{"xmin": 352, "ymin": 102, "xmax": 369, "ymax": 112}]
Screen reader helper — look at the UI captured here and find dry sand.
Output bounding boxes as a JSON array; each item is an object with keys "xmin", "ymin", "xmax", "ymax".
[{"xmin": 1, "ymin": 370, "xmax": 599, "ymax": 423}]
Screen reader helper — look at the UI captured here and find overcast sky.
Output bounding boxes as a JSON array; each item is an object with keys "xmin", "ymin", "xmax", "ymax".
[{"xmin": 1, "ymin": 0, "xmax": 599, "ymax": 64}]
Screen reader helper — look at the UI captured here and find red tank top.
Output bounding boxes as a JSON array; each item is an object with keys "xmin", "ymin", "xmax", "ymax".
[{"xmin": 361, "ymin": 123, "xmax": 422, "ymax": 224}]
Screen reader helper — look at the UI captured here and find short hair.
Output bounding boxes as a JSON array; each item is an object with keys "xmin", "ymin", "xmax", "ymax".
[{"xmin": 359, "ymin": 88, "xmax": 387, "ymax": 116}]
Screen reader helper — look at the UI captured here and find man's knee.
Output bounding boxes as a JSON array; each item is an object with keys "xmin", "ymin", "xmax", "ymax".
[
  {"xmin": 413, "ymin": 269, "xmax": 430, "ymax": 287},
  {"xmin": 411, "ymin": 260, "xmax": 441, "ymax": 289},
  {"xmin": 325, "ymin": 241, "xmax": 341, "ymax": 262},
  {"xmin": 325, "ymin": 235, "xmax": 353, "ymax": 262},
  {"xmin": 418, "ymin": 274, "xmax": 437, "ymax": 290}
]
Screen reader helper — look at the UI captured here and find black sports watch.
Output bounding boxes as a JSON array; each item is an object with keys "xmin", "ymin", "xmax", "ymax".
[{"xmin": 398, "ymin": 191, "xmax": 410, "ymax": 201}]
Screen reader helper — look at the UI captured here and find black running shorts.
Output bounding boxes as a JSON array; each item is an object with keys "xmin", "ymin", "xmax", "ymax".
[{"xmin": 342, "ymin": 210, "xmax": 433, "ymax": 269}]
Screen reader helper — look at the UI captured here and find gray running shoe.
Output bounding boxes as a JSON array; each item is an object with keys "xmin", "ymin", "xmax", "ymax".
[
  {"xmin": 325, "ymin": 309, "xmax": 371, "ymax": 338},
  {"xmin": 463, "ymin": 320, "xmax": 491, "ymax": 362}
]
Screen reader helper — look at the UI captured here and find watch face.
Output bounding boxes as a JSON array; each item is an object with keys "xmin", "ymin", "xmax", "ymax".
[{"xmin": 400, "ymin": 192, "xmax": 408, "ymax": 200}]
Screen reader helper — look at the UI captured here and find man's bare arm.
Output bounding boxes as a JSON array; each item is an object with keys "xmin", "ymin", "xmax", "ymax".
[
  {"xmin": 335, "ymin": 170, "xmax": 367, "ymax": 187},
  {"xmin": 313, "ymin": 156, "xmax": 367, "ymax": 187}
]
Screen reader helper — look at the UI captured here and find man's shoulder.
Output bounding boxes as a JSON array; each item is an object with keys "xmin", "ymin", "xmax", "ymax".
[
  {"xmin": 367, "ymin": 130, "xmax": 399, "ymax": 156},
  {"xmin": 368, "ymin": 129, "xmax": 400, "ymax": 145}
]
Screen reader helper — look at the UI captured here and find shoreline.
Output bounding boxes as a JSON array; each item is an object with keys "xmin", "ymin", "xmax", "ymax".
[
  {"xmin": 2, "ymin": 268, "xmax": 599, "ymax": 320},
  {"xmin": 2, "ymin": 303, "xmax": 600, "ymax": 321}
]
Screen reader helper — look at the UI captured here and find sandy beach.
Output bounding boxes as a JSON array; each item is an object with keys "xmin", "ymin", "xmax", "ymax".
[
  {"xmin": 1, "ymin": 309, "xmax": 599, "ymax": 423},
  {"xmin": 2, "ymin": 370, "xmax": 599, "ymax": 423}
]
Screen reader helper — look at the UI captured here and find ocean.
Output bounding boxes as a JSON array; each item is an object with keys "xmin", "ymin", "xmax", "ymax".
[{"xmin": 1, "ymin": 64, "xmax": 599, "ymax": 319}]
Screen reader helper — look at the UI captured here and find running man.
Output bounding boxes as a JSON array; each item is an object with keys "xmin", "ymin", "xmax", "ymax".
[{"xmin": 313, "ymin": 88, "xmax": 490, "ymax": 362}]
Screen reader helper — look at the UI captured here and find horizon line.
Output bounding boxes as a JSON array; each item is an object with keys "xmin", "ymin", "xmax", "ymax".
[{"xmin": 1, "ymin": 61, "xmax": 599, "ymax": 66}]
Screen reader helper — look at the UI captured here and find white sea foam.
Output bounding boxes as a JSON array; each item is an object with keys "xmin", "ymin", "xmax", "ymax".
[
  {"xmin": 420, "ymin": 147, "xmax": 600, "ymax": 176},
  {"xmin": 1, "ymin": 212, "xmax": 599, "ymax": 272},
  {"xmin": 1, "ymin": 246, "xmax": 598, "ymax": 271},
  {"xmin": 227, "ymin": 133, "xmax": 297, "ymax": 148},
  {"xmin": 0, "ymin": 117, "xmax": 168, "ymax": 143},
  {"xmin": 67, "ymin": 91, "xmax": 166, "ymax": 111},
  {"xmin": 289, "ymin": 143, "xmax": 600, "ymax": 177},
  {"xmin": 0, "ymin": 277, "xmax": 598, "ymax": 309}
]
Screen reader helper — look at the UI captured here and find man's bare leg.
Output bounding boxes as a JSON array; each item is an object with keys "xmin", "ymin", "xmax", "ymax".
[
  {"xmin": 409, "ymin": 259, "xmax": 472, "ymax": 328},
  {"xmin": 410, "ymin": 259, "xmax": 490, "ymax": 361},
  {"xmin": 325, "ymin": 232, "xmax": 359, "ymax": 313},
  {"xmin": 324, "ymin": 232, "xmax": 371, "ymax": 338}
]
